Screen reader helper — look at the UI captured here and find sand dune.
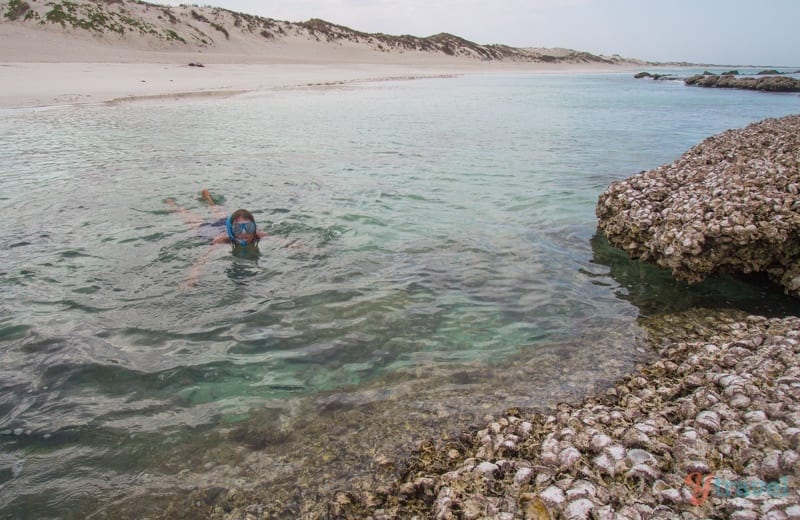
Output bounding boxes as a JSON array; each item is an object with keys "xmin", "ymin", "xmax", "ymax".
[{"xmin": 0, "ymin": 0, "xmax": 644, "ymax": 108}]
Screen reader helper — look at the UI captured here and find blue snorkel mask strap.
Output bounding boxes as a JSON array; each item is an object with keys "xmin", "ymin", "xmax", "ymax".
[{"xmin": 226, "ymin": 215, "xmax": 254, "ymax": 247}]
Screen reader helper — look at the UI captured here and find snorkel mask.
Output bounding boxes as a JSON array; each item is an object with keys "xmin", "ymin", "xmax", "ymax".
[{"xmin": 226, "ymin": 216, "xmax": 257, "ymax": 247}]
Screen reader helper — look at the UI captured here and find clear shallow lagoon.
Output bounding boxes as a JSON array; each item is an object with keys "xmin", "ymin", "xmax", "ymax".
[{"xmin": 1, "ymin": 70, "xmax": 800, "ymax": 517}]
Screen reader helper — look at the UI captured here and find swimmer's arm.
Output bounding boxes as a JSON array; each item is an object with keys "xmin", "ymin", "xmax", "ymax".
[
  {"xmin": 185, "ymin": 242, "xmax": 225, "ymax": 288},
  {"xmin": 165, "ymin": 198, "xmax": 203, "ymax": 231},
  {"xmin": 211, "ymin": 233, "xmax": 231, "ymax": 245}
]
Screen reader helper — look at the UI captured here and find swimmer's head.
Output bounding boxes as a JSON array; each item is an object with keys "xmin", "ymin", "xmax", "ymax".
[{"xmin": 226, "ymin": 209, "xmax": 259, "ymax": 247}]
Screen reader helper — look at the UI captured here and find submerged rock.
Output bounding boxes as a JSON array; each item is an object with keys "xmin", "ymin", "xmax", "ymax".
[{"xmin": 596, "ymin": 114, "xmax": 800, "ymax": 296}]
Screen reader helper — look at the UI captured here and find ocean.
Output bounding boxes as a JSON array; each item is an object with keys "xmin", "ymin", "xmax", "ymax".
[{"xmin": 1, "ymin": 69, "xmax": 799, "ymax": 517}]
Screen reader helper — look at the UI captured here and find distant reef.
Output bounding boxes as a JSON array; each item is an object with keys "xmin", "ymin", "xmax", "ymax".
[
  {"xmin": 684, "ymin": 72, "xmax": 800, "ymax": 92},
  {"xmin": 0, "ymin": 0, "xmax": 642, "ymax": 64},
  {"xmin": 635, "ymin": 70, "xmax": 800, "ymax": 92}
]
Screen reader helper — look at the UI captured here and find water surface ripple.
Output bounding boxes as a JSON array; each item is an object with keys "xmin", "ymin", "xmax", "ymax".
[{"xmin": 1, "ymin": 71, "xmax": 799, "ymax": 516}]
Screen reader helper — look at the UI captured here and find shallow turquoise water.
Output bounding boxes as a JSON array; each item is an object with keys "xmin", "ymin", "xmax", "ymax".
[{"xmin": 1, "ymin": 70, "xmax": 799, "ymax": 516}]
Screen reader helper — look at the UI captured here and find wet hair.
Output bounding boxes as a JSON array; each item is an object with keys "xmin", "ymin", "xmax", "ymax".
[{"xmin": 229, "ymin": 209, "xmax": 259, "ymax": 246}]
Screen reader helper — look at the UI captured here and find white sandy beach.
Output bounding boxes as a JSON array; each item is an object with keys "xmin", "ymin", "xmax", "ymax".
[{"xmin": 0, "ymin": 23, "xmax": 640, "ymax": 109}]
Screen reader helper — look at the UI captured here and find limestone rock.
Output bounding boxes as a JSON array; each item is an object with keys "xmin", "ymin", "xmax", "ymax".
[{"xmin": 597, "ymin": 114, "xmax": 800, "ymax": 296}]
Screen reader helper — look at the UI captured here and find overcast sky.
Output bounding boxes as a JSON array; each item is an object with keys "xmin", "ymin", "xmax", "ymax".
[{"xmin": 151, "ymin": 0, "xmax": 798, "ymax": 66}]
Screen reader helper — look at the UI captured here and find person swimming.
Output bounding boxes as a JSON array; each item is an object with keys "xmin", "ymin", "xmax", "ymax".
[
  {"xmin": 166, "ymin": 188, "xmax": 269, "ymax": 287},
  {"xmin": 168, "ymin": 188, "xmax": 267, "ymax": 247}
]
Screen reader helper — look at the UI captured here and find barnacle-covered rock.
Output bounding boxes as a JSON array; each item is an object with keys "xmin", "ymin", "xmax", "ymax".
[
  {"xmin": 339, "ymin": 311, "xmax": 800, "ymax": 519},
  {"xmin": 597, "ymin": 114, "xmax": 800, "ymax": 296}
]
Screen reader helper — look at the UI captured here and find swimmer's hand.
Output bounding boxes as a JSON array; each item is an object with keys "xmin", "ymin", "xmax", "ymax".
[
  {"xmin": 176, "ymin": 277, "xmax": 198, "ymax": 292},
  {"xmin": 184, "ymin": 267, "xmax": 201, "ymax": 288}
]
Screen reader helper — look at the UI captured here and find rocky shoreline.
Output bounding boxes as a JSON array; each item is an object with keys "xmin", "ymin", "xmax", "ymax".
[
  {"xmin": 597, "ymin": 114, "xmax": 800, "ymax": 296},
  {"xmin": 158, "ymin": 309, "xmax": 800, "ymax": 519},
  {"xmin": 330, "ymin": 309, "xmax": 799, "ymax": 519}
]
